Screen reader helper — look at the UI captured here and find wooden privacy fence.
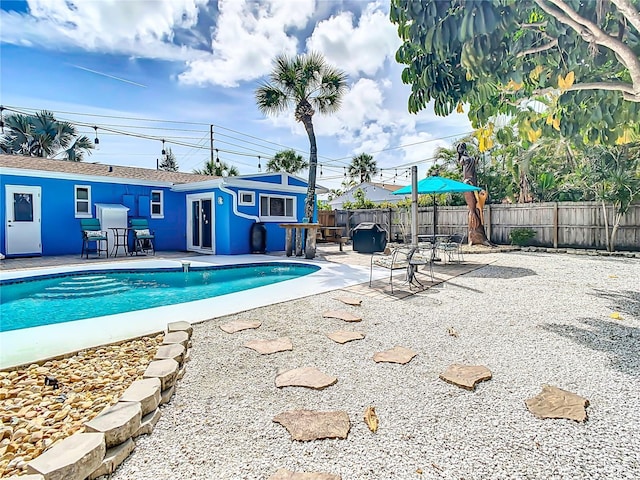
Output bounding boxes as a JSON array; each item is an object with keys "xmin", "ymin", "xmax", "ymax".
[{"xmin": 332, "ymin": 202, "xmax": 640, "ymax": 251}]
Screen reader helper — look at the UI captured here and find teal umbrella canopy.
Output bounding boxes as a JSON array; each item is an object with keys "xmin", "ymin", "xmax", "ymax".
[{"xmin": 393, "ymin": 176, "xmax": 481, "ymax": 195}]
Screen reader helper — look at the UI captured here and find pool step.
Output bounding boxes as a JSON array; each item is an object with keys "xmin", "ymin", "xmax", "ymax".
[{"xmin": 35, "ymin": 275, "xmax": 131, "ymax": 299}]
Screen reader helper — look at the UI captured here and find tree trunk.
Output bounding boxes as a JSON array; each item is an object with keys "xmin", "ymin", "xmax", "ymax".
[
  {"xmin": 610, "ymin": 211, "xmax": 622, "ymax": 253},
  {"xmin": 463, "ymin": 191, "xmax": 491, "ymax": 245},
  {"xmin": 301, "ymin": 115, "xmax": 318, "ymax": 221}
]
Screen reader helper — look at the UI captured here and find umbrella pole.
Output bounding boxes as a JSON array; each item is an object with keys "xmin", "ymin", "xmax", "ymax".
[
  {"xmin": 433, "ymin": 194, "xmax": 437, "ymax": 235},
  {"xmin": 411, "ymin": 166, "xmax": 418, "ymax": 246}
]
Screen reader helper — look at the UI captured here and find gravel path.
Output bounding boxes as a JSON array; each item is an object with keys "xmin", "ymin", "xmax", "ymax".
[{"xmin": 112, "ymin": 252, "xmax": 640, "ymax": 480}]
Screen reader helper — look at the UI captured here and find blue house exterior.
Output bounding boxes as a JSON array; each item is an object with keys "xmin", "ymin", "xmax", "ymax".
[{"xmin": 0, "ymin": 154, "xmax": 321, "ymax": 257}]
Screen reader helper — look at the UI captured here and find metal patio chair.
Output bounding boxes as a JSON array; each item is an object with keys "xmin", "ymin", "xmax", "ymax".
[
  {"xmin": 80, "ymin": 218, "xmax": 108, "ymax": 259},
  {"xmin": 129, "ymin": 218, "xmax": 155, "ymax": 255}
]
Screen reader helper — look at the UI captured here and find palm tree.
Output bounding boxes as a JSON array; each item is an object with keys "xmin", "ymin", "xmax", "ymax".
[
  {"xmin": 348, "ymin": 153, "xmax": 378, "ymax": 183},
  {"xmin": 0, "ymin": 110, "xmax": 94, "ymax": 161},
  {"xmin": 255, "ymin": 52, "xmax": 348, "ymax": 220},
  {"xmin": 266, "ymin": 149, "xmax": 308, "ymax": 174},
  {"xmin": 193, "ymin": 159, "xmax": 239, "ymax": 177}
]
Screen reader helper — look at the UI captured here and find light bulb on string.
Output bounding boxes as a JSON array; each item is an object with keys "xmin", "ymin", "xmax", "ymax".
[
  {"xmin": 257, "ymin": 156, "xmax": 261, "ymax": 172},
  {"xmin": 161, "ymin": 139, "xmax": 166, "ymax": 156},
  {"xmin": 343, "ymin": 167, "xmax": 346, "ymax": 178},
  {"xmin": 215, "ymin": 149, "xmax": 220, "ymax": 168},
  {"xmin": 320, "ymin": 164, "xmax": 323, "ymax": 176},
  {"xmin": 93, "ymin": 126, "xmax": 100, "ymax": 150}
]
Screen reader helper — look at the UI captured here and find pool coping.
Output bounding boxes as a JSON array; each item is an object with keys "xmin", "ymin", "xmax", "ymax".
[{"xmin": 0, "ymin": 254, "xmax": 386, "ymax": 370}]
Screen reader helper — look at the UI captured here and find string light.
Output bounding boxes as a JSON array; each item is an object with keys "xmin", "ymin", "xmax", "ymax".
[
  {"xmin": 257, "ymin": 155, "xmax": 261, "ymax": 172},
  {"xmin": 320, "ymin": 164, "xmax": 323, "ymax": 176},
  {"xmin": 215, "ymin": 148, "xmax": 220, "ymax": 168},
  {"xmin": 161, "ymin": 139, "xmax": 166, "ymax": 156},
  {"xmin": 93, "ymin": 126, "xmax": 99, "ymax": 146}
]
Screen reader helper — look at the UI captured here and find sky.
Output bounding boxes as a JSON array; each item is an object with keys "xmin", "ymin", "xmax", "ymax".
[{"xmin": 0, "ymin": 0, "xmax": 473, "ymax": 192}]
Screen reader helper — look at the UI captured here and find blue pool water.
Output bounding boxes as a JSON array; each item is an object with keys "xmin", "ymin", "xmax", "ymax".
[{"xmin": 0, "ymin": 263, "xmax": 319, "ymax": 332}]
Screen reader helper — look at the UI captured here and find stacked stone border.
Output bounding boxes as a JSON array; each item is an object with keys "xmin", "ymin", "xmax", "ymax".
[{"xmin": 6, "ymin": 321, "xmax": 193, "ymax": 480}]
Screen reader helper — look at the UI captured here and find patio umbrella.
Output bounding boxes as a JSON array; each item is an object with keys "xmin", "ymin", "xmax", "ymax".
[{"xmin": 393, "ymin": 175, "xmax": 481, "ymax": 240}]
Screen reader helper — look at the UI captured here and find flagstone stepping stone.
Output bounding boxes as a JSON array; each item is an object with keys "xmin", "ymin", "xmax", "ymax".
[
  {"xmin": 322, "ymin": 310, "xmax": 362, "ymax": 323},
  {"xmin": 439, "ymin": 364, "xmax": 492, "ymax": 390},
  {"xmin": 162, "ymin": 331, "xmax": 189, "ymax": 349},
  {"xmin": 220, "ymin": 320, "xmax": 262, "ymax": 333},
  {"xmin": 244, "ymin": 337, "xmax": 293, "ymax": 355},
  {"xmin": 326, "ymin": 330, "xmax": 365, "ymax": 344},
  {"xmin": 269, "ymin": 469, "xmax": 341, "ymax": 480},
  {"xmin": 273, "ymin": 410, "xmax": 350, "ymax": 441},
  {"xmin": 373, "ymin": 346, "xmax": 417, "ymax": 364},
  {"xmin": 275, "ymin": 367, "xmax": 337, "ymax": 390},
  {"xmin": 334, "ymin": 296, "xmax": 362, "ymax": 306},
  {"xmin": 167, "ymin": 320, "xmax": 193, "ymax": 337},
  {"xmin": 525, "ymin": 385, "xmax": 590, "ymax": 422}
]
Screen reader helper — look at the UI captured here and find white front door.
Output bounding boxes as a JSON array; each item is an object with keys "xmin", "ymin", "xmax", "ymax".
[
  {"xmin": 186, "ymin": 193, "xmax": 215, "ymax": 253},
  {"xmin": 5, "ymin": 185, "xmax": 42, "ymax": 255}
]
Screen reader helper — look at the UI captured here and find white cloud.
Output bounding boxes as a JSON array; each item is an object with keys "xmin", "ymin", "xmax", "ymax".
[
  {"xmin": 178, "ymin": 0, "xmax": 316, "ymax": 87},
  {"xmin": 305, "ymin": 1, "xmax": 400, "ymax": 77},
  {"xmin": 0, "ymin": 0, "xmax": 209, "ymax": 61}
]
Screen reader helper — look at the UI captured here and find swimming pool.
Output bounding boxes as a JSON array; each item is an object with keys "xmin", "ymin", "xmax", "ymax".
[{"xmin": 0, "ymin": 262, "xmax": 319, "ymax": 332}]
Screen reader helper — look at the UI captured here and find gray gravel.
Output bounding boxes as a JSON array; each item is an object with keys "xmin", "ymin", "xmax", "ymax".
[{"xmin": 112, "ymin": 252, "xmax": 640, "ymax": 479}]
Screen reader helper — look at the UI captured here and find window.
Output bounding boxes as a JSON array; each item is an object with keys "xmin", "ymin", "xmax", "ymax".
[
  {"xmin": 75, "ymin": 186, "xmax": 91, "ymax": 218},
  {"xmin": 259, "ymin": 194, "xmax": 295, "ymax": 220},
  {"xmin": 150, "ymin": 190, "xmax": 164, "ymax": 218},
  {"xmin": 238, "ymin": 190, "xmax": 255, "ymax": 206}
]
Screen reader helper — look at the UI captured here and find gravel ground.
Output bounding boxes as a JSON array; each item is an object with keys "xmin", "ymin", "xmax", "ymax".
[{"xmin": 112, "ymin": 252, "xmax": 640, "ymax": 480}]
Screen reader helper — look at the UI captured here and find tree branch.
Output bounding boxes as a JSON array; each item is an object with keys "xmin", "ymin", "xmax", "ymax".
[
  {"xmin": 610, "ymin": 0, "xmax": 640, "ymax": 35},
  {"xmin": 535, "ymin": 0, "xmax": 640, "ymax": 98},
  {"xmin": 517, "ymin": 37, "xmax": 559, "ymax": 57}
]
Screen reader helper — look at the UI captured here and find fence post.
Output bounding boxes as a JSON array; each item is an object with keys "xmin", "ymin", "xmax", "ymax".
[
  {"xmin": 553, "ymin": 202, "xmax": 559, "ymax": 248},
  {"xmin": 485, "ymin": 204, "xmax": 492, "ymax": 243}
]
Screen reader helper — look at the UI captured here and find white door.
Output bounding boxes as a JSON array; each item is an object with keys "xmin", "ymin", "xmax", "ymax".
[
  {"xmin": 186, "ymin": 193, "xmax": 214, "ymax": 253},
  {"xmin": 5, "ymin": 185, "xmax": 42, "ymax": 255}
]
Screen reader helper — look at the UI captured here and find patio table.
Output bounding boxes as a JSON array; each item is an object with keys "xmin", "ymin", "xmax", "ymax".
[{"xmin": 279, "ymin": 223, "xmax": 320, "ymax": 259}]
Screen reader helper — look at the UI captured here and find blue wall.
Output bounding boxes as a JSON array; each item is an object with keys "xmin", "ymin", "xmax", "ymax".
[
  {"xmin": 2, "ymin": 172, "xmax": 314, "ymax": 257},
  {"xmin": 1, "ymin": 174, "xmax": 185, "ymax": 256}
]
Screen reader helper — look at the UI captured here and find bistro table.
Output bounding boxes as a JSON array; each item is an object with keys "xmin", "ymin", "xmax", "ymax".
[
  {"xmin": 279, "ymin": 223, "xmax": 320, "ymax": 259},
  {"xmin": 109, "ymin": 227, "xmax": 130, "ymax": 257}
]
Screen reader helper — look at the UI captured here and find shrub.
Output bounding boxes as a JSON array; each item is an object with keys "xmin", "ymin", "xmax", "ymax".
[{"xmin": 509, "ymin": 228, "xmax": 536, "ymax": 246}]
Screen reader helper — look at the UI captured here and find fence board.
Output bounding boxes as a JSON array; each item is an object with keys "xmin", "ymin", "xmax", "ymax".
[{"xmin": 334, "ymin": 202, "xmax": 640, "ymax": 250}]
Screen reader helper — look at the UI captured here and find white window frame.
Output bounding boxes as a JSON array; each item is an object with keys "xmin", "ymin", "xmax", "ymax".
[
  {"xmin": 74, "ymin": 185, "xmax": 92, "ymax": 218},
  {"xmin": 238, "ymin": 190, "xmax": 255, "ymax": 206},
  {"xmin": 259, "ymin": 194, "xmax": 296, "ymax": 222},
  {"xmin": 150, "ymin": 190, "xmax": 164, "ymax": 218}
]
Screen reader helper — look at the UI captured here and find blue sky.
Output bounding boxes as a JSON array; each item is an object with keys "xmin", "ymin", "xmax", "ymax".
[{"xmin": 0, "ymin": 0, "xmax": 473, "ymax": 191}]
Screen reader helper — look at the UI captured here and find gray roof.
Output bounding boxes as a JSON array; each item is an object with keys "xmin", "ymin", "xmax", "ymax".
[{"xmin": 0, "ymin": 154, "xmax": 217, "ymax": 184}]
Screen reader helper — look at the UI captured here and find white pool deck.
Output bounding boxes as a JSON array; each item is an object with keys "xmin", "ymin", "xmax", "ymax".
[{"xmin": 0, "ymin": 253, "xmax": 388, "ymax": 369}]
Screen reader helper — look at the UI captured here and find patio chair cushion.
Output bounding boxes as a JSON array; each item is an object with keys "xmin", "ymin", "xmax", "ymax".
[
  {"xmin": 134, "ymin": 228, "xmax": 152, "ymax": 237},
  {"xmin": 85, "ymin": 230, "xmax": 106, "ymax": 239}
]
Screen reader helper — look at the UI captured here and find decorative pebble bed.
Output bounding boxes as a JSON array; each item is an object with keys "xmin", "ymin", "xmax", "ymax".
[{"xmin": 0, "ymin": 335, "xmax": 163, "ymax": 477}]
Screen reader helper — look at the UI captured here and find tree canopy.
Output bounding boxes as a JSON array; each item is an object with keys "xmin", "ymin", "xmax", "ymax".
[
  {"xmin": 390, "ymin": 0, "xmax": 640, "ymax": 145},
  {"xmin": 159, "ymin": 147, "xmax": 179, "ymax": 172},
  {"xmin": 0, "ymin": 110, "xmax": 94, "ymax": 161},
  {"xmin": 266, "ymin": 149, "xmax": 308, "ymax": 174},
  {"xmin": 348, "ymin": 153, "xmax": 379, "ymax": 183},
  {"xmin": 193, "ymin": 159, "xmax": 239, "ymax": 177}
]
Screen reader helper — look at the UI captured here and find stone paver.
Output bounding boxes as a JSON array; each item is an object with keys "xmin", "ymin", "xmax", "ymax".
[
  {"xmin": 88, "ymin": 438, "xmax": 135, "ymax": 479},
  {"xmin": 134, "ymin": 408, "xmax": 162, "ymax": 437},
  {"xmin": 154, "ymin": 344, "xmax": 186, "ymax": 364},
  {"xmin": 162, "ymin": 331, "xmax": 189, "ymax": 349},
  {"xmin": 326, "ymin": 330, "xmax": 365, "ymax": 344},
  {"xmin": 322, "ymin": 310, "xmax": 362, "ymax": 323},
  {"xmin": 275, "ymin": 367, "xmax": 337, "ymax": 390},
  {"xmin": 167, "ymin": 321, "xmax": 193, "ymax": 337},
  {"xmin": 334, "ymin": 296, "xmax": 362, "ymax": 306},
  {"xmin": 143, "ymin": 359, "xmax": 179, "ymax": 390},
  {"xmin": 525, "ymin": 385, "xmax": 590, "ymax": 422},
  {"xmin": 26, "ymin": 432, "xmax": 105, "ymax": 480},
  {"xmin": 84, "ymin": 402, "xmax": 142, "ymax": 448},
  {"xmin": 269, "ymin": 469, "xmax": 341, "ymax": 480},
  {"xmin": 273, "ymin": 410, "xmax": 350, "ymax": 441},
  {"xmin": 118, "ymin": 378, "xmax": 161, "ymax": 416},
  {"xmin": 373, "ymin": 346, "xmax": 417, "ymax": 364},
  {"xmin": 220, "ymin": 319, "xmax": 262, "ymax": 333},
  {"xmin": 244, "ymin": 337, "xmax": 293, "ymax": 355},
  {"xmin": 439, "ymin": 364, "xmax": 492, "ymax": 391}
]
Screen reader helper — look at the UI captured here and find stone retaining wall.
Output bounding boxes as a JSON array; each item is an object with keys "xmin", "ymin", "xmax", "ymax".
[{"xmin": 6, "ymin": 321, "xmax": 193, "ymax": 480}]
